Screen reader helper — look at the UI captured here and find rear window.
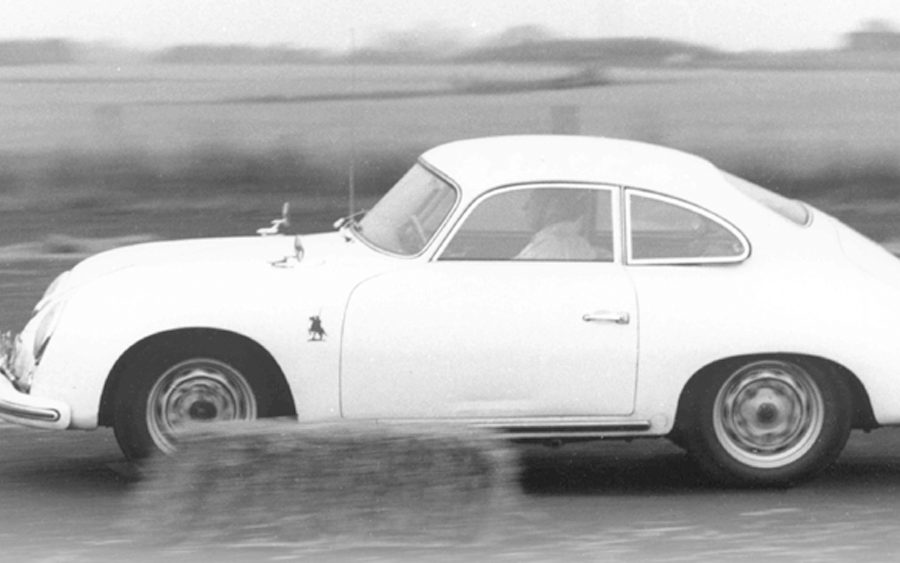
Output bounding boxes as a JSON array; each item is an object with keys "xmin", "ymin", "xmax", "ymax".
[{"xmin": 723, "ymin": 172, "xmax": 811, "ymax": 227}]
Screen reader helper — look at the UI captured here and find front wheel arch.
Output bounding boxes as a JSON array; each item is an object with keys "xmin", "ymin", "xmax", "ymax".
[{"xmin": 99, "ymin": 328, "xmax": 297, "ymax": 429}]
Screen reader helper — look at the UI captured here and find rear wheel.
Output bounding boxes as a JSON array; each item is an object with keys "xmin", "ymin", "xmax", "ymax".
[
  {"xmin": 683, "ymin": 358, "xmax": 852, "ymax": 486},
  {"xmin": 112, "ymin": 341, "xmax": 272, "ymax": 460}
]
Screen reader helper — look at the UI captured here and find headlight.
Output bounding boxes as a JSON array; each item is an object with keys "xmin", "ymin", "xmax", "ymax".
[{"xmin": 33, "ymin": 299, "xmax": 65, "ymax": 364}]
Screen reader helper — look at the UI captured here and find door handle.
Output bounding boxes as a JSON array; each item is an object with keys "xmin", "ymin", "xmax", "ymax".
[{"xmin": 582, "ymin": 311, "xmax": 631, "ymax": 325}]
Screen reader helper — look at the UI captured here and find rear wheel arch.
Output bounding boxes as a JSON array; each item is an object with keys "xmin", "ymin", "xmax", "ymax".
[
  {"xmin": 670, "ymin": 353, "xmax": 871, "ymax": 485},
  {"xmin": 98, "ymin": 328, "xmax": 297, "ymax": 428},
  {"xmin": 673, "ymin": 353, "xmax": 875, "ymax": 438}
]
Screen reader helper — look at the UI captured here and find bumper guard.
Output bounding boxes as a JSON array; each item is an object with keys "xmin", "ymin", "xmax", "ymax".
[{"xmin": 0, "ymin": 371, "xmax": 71, "ymax": 430}]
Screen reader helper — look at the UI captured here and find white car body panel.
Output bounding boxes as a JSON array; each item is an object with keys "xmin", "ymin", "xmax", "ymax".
[
  {"xmin": 341, "ymin": 262, "xmax": 638, "ymax": 418},
  {"xmin": 29, "ymin": 232, "xmax": 393, "ymax": 427},
  {"xmin": 4, "ymin": 134, "xmax": 900, "ymax": 446}
]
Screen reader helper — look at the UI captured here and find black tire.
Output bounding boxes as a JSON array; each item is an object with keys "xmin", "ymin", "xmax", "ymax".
[
  {"xmin": 682, "ymin": 357, "xmax": 852, "ymax": 486},
  {"xmin": 112, "ymin": 339, "xmax": 275, "ymax": 461},
  {"xmin": 666, "ymin": 430, "xmax": 688, "ymax": 451}
]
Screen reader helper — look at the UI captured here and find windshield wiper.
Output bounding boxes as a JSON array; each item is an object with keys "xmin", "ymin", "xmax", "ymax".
[{"xmin": 333, "ymin": 209, "xmax": 367, "ymax": 240}]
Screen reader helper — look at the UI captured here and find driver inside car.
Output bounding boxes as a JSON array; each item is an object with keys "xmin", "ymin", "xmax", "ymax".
[{"xmin": 516, "ymin": 189, "xmax": 599, "ymax": 261}]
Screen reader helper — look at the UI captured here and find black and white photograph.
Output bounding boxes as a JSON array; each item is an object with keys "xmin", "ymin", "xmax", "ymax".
[{"xmin": 3, "ymin": 1, "xmax": 900, "ymax": 560}]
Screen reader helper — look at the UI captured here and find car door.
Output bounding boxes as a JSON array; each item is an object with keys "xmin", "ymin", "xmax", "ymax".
[
  {"xmin": 622, "ymin": 189, "xmax": 753, "ymax": 410},
  {"xmin": 340, "ymin": 184, "xmax": 639, "ymax": 419}
]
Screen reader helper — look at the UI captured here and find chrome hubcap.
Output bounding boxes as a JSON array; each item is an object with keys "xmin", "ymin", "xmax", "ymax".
[
  {"xmin": 713, "ymin": 360, "xmax": 824, "ymax": 469},
  {"xmin": 146, "ymin": 358, "xmax": 256, "ymax": 454}
]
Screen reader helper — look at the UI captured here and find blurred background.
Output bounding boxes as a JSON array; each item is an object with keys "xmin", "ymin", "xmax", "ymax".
[{"xmin": 3, "ymin": 0, "xmax": 900, "ymax": 325}]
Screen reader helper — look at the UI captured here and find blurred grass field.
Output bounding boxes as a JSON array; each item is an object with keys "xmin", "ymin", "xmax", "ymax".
[
  {"xmin": 4, "ymin": 64, "xmax": 900, "ymax": 203},
  {"xmin": 1, "ymin": 63, "xmax": 900, "ymax": 327},
  {"xmin": 4, "ymin": 64, "xmax": 899, "ymax": 165}
]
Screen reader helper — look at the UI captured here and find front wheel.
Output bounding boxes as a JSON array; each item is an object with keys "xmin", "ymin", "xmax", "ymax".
[
  {"xmin": 112, "ymin": 344, "xmax": 270, "ymax": 460},
  {"xmin": 683, "ymin": 358, "xmax": 852, "ymax": 486}
]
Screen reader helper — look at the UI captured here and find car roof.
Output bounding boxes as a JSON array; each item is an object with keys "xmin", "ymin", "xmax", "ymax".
[{"xmin": 420, "ymin": 135, "xmax": 727, "ymax": 203}]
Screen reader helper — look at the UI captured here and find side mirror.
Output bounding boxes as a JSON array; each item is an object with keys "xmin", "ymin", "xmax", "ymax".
[{"xmin": 257, "ymin": 202, "xmax": 291, "ymax": 236}]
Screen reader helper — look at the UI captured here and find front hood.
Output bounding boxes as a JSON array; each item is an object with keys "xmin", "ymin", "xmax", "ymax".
[{"xmin": 46, "ymin": 232, "xmax": 372, "ymax": 304}]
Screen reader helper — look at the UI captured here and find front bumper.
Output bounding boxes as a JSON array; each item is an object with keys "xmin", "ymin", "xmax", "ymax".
[
  {"xmin": 0, "ymin": 327, "xmax": 70, "ymax": 430},
  {"xmin": 0, "ymin": 370, "xmax": 71, "ymax": 430}
]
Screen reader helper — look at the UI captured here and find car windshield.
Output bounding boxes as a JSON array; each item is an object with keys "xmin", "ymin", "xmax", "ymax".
[
  {"xmin": 723, "ymin": 171, "xmax": 811, "ymax": 226},
  {"xmin": 355, "ymin": 164, "xmax": 457, "ymax": 256}
]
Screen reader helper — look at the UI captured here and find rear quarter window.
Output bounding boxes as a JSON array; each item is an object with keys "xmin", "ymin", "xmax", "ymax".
[{"xmin": 627, "ymin": 191, "xmax": 749, "ymax": 264}]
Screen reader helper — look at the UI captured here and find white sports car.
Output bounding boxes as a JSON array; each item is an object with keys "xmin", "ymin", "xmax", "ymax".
[{"xmin": 1, "ymin": 135, "xmax": 896, "ymax": 485}]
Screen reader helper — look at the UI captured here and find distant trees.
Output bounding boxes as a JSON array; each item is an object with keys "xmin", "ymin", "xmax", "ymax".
[
  {"xmin": 153, "ymin": 44, "xmax": 325, "ymax": 64},
  {"xmin": 0, "ymin": 39, "xmax": 76, "ymax": 65},
  {"xmin": 843, "ymin": 19, "xmax": 900, "ymax": 51},
  {"xmin": 365, "ymin": 22, "xmax": 473, "ymax": 59},
  {"xmin": 349, "ymin": 23, "xmax": 721, "ymax": 67},
  {"xmin": 482, "ymin": 25, "xmax": 558, "ymax": 48},
  {"xmin": 457, "ymin": 37, "xmax": 722, "ymax": 66},
  {"xmin": 11, "ymin": 18, "xmax": 900, "ymax": 68}
]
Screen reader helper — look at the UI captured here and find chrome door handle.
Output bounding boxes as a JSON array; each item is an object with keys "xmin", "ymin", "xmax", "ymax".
[{"xmin": 582, "ymin": 311, "xmax": 631, "ymax": 325}]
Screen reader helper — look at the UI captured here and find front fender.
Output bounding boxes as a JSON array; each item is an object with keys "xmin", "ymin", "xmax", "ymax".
[{"xmin": 29, "ymin": 260, "xmax": 376, "ymax": 428}]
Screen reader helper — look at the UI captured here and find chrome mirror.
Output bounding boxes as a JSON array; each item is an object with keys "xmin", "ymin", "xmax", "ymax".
[{"xmin": 257, "ymin": 202, "xmax": 291, "ymax": 236}]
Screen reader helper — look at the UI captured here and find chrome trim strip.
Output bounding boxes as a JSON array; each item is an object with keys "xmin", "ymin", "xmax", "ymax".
[
  {"xmin": 434, "ymin": 182, "xmax": 622, "ymax": 263},
  {"xmin": 624, "ymin": 188, "xmax": 752, "ymax": 266},
  {"xmin": 501, "ymin": 431, "xmax": 646, "ymax": 440},
  {"xmin": 0, "ymin": 402, "xmax": 60, "ymax": 423},
  {"xmin": 583, "ymin": 311, "xmax": 631, "ymax": 324},
  {"xmin": 491, "ymin": 422, "xmax": 651, "ymax": 433},
  {"xmin": 381, "ymin": 417, "xmax": 654, "ymax": 436},
  {"xmin": 352, "ymin": 159, "xmax": 462, "ymax": 260}
]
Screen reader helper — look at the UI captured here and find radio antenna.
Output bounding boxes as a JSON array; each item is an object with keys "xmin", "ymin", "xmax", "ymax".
[{"xmin": 348, "ymin": 27, "xmax": 357, "ymax": 217}]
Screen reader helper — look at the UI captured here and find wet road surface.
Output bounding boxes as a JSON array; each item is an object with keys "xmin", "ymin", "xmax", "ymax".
[{"xmin": 3, "ymin": 424, "xmax": 900, "ymax": 561}]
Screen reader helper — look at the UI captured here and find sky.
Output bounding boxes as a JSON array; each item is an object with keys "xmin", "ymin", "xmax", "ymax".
[{"xmin": 2, "ymin": 0, "xmax": 900, "ymax": 52}]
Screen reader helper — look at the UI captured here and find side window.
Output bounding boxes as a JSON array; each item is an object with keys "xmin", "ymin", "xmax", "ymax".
[
  {"xmin": 441, "ymin": 187, "xmax": 615, "ymax": 262},
  {"xmin": 628, "ymin": 193, "xmax": 747, "ymax": 262}
]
